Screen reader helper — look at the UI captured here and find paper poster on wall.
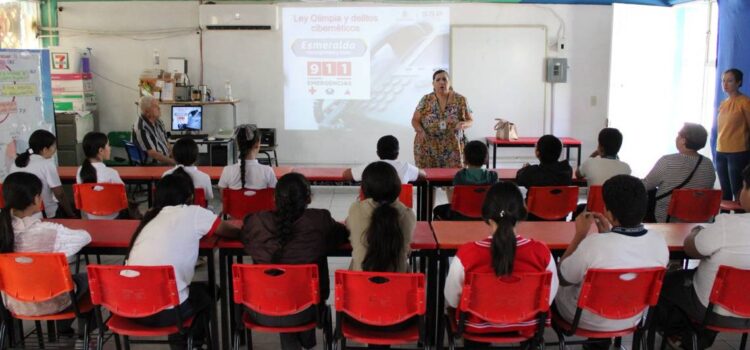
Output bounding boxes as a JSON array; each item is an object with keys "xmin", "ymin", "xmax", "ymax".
[
  {"xmin": 0, "ymin": 49, "xmax": 55, "ymax": 179},
  {"xmin": 282, "ymin": 6, "xmax": 450, "ymax": 130}
]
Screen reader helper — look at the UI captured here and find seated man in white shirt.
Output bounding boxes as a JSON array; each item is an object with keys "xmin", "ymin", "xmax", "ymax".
[
  {"xmin": 576, "ymin": 127, "xmax": 631, "ymax": 186},
  {"xmin": 556, "ymin": 175, "xmax": 669, "ymax": 349},
  {"xmin": 343, "ymin": 135, "xmax": 425, "ymax": 184},
  {"xmin": 654, "ymin": 165, "xmax": 750, "ymax": 350}
]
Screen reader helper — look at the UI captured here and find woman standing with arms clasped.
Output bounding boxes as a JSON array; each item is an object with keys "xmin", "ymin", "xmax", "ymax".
[
  {"xmin": 412, "ymin": 70, "xmax": 474, "ymax": 168},
  {"xmin": 715, "ymin": 68, "xmax": 750, "ymax": 200}
]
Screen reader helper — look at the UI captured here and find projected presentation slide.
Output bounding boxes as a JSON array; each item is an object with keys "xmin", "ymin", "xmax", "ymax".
[
  {"xmin": 172, "ymin": 106, "xmax": 203, "ymax": 131},
  {"xmin": 283, "ymin": 7, "xmax": 450, "ymax": 130}
]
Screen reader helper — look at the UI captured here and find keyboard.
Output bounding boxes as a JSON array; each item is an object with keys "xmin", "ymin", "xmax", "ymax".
[{"xmin": 169, "ymin": 134, "xmax": 209, "ymax": 140}]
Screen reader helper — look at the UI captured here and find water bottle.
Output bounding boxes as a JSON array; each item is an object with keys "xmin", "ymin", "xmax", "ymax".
[{"xmin": 224, "ymin": 80, "xmax": 233, "ymax": 101}]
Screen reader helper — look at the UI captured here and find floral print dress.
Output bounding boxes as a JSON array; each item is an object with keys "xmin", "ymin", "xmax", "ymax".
[{"xmin": 413, "ymin": 92, "xmax": 472, "ymax": 168}]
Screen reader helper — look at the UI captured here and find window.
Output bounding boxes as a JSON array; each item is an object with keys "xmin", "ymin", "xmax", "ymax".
[{"xmin": 0, "ymin": 0, "xmax": 40, "ymax": 49}]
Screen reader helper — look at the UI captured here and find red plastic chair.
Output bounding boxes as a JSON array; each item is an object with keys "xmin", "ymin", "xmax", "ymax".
[
  {"xmin": 527, "ymin": 186, "xmax": 579, "ymax": 220},
  {"xmin": 73, "ymin": 183, "xmax": 128, "ymax": 217},
  {"xmin": 450, "ymin": 185, "xmax": 491, "ymax": 219},
  {"xmin": 666, "ymin": 189, "xmax": 722, "ymax": 222},
  {"xmin": 231, "ymin": 264, "xmax": 332, "ymax": 350},
  {"xmin": 552, "ymin": 267, "xmax": 666, "ymax": 350},
  {"xmin": 221, "ymin": 188, "xmax": 275, "ymax": 220},
  {"xmin": 151, "ymin": 187, "xmax": 208, "ymax": 207},
  {"xmin": 359, "ymin": 184, "xmax": 414, "ymax": 208},
  {"xmin": 586, "ymin": 185, "xmax": 605, "ymax": 214},
  {"xmin": 87, "ymin": 264, "xmax": 209, "ymax": 349},
  {"xmin": 681, "ymin": 266, "xmax": 750, "ymax": 350},
  {"xmin": 334, "ymin": 270, "xmax": 426, "ymax": 348},
  {"xmin": 446, "ymin": 272, "xmax": 552, "ymax": 349},
  {"xmin": 0, "ymin": 253, "xmax": 94, "ymax": 349}
]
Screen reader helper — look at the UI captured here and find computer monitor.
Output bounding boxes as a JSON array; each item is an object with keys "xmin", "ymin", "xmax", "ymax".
[{"xmin": 171, "ymin": 105, "xmax": 203, "ymax": 132}]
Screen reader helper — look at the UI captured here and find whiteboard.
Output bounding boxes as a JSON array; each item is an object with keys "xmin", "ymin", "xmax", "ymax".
[{"xmin": 451, "ymin": 26, "xmax": 547, "ymax": 141}]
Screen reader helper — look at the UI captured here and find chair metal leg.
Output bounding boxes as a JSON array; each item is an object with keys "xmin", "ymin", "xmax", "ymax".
[
  {"xmin": 691, "ymin": 332, "xmax": 698, "ymax": 350},
  {"xmin": 614, "ymin": 336, "xmax": 622, "ymax": 349},
  {"xmin": 187, "ymin": 333, "xmax": 194, "ymax": 350},
  {"xmin": 114, "ymin": 334, "xmax": 122, "ymax": 350},
  {"xmin": 0, "ymin": 321, "xmax": 7, "ymax": 350},
  {"xmin": 82, "ymin": 319, "xmax": 90, "ymax": 350},
  {"xmin": 246, "ymin": 329, "xmax": 253, "ymax": 350},
  {"xmin": 741, "ymin": 333, "xmax": 748, "ymax": 350},
  {"xmin": 554, "ymin": 329, "xmax": 565, "ymax": 350},
  {"xmin": 633, "ymin": 330, "xmax": 642, "ymax": 350},
  {"xmin": 323, "ymin": 307, "xmax": 334, "ymax": 350},
  {"xmin": 340, "ymin": 337, "xmax": 347, "ymax": 350},
  {"xmin": 123, "ymin": 335, "xmax": 131, "ymax": 350},
  {"xmin": 34, "ymin": 320, "xmax": 45, "ymax": 349}
]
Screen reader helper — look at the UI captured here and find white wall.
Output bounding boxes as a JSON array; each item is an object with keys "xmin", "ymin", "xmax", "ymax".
[{"xmin": 58, "ymin": 2, "xmax": 612, "ymax": 166}]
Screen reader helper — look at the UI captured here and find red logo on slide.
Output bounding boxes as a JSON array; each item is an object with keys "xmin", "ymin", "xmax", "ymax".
[{"xmin": 308, "ymin": 86, "xmax": 317, "ymax": 95}]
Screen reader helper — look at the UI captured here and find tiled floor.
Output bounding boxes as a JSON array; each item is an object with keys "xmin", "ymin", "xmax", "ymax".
[{"xmin": 11, "ymin": 186, "xmax": 747, "ymax": 349}]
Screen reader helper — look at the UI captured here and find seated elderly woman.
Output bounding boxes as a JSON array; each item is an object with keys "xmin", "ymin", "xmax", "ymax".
[{"xmin": 642, "ymin": 123, "xmax": 717, "ymax": 222}]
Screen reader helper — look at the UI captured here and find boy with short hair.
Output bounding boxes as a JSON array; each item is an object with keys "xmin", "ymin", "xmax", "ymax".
[
  {"xmin": 433, "ymin": 140, "xmax": 498, "ymax": 220},
  {"xmin": 555, "ymin": 175, "xmax": 668, "ymax": 343},
  {"xmin": 654, "ymin": 164, "xmax": 750, "ymax": 349},
  {"xmin": 515, "ymin": 134, "xmax": 573, "ymax": 188},
  {"xmin": 344, "ymin": 135, "xmax": 425, "ymax": 184},
  {"xmin": 576, "ymin": 128, "xmax": 631, "ymax": 185}
]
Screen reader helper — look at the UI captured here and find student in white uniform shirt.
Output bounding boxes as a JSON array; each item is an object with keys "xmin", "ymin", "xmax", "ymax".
[
  {"xmin": 0, "ymin": 172, "xmax": 91, "ymax": 334},
  {"xmin": 344, "ymin": 135, "xmax": 425, "ymax": 184},
  {"xmin": 76, "ymin": 132, "xmax": 127, "ymax": 220},
  {"xmin": 126, "ymin": 168, "xmax": 240, "ymax": 349},
  {"xmin": 653, "ymin": 165, "xmax": 750, "ymax": 349},
  {"xmin": 555, "ymin": 175, "xmax": 668, "ymax": 349},
  {"xmin": 162, "ymin": 138, "xmax": 213, "ymax": 202},
  {"xmin": 576, "ymin": 128, "xmax": 631, "ymax": 186},
  {"xmin": 10, "ymin": 129, "xmax": 75, "ymax": 218},
  {"xmin": 218, "ymin": 124, "xmax": 277, "ymax": 190}
]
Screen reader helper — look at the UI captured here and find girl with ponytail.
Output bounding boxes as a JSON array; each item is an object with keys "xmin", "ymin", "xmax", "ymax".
[
  {"xmin": 443, "ymin": 181, "xmax": 559, "ymax": 340},
  {"xmin": 347, "ymin": 161, "xmax": 416, "ymax": 272},
  {"xmin": 10, "ymin": 129, "xmax": 75, "ymax": 218},
  {"xmin": 218, "ymin": 124, "xmax": 276, "ymax": 191},
  {"xmin": 126, "ymin": 167, "xmax": 239, "ymax": 349},
  {"xmin": 240, "ymin": 172, "xmax": 348, "ymax": 350},
  {"xmin": 0, "ymin": 172, "xmax": 91, "ymax": 330},
  {"xmin": 77, "ymin": 132, "xmax": 127, "ymax": 219}
]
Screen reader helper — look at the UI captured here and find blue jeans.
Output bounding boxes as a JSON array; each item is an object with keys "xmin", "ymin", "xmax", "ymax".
[{"xmin": 715, "ymin": 151, "xmax": 750, "ymax": 200}]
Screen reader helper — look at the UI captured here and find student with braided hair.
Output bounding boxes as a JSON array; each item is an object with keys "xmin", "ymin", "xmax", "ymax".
[
  {"xmin": 240, "ymin": 173, "xmax": 348, "ymax": 350},
  {"xmin": 218, "ymin": 124, "xmax": 276, "ymax": 191}
]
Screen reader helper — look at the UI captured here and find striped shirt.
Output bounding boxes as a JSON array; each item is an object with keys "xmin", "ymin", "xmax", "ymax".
[
  {"xmin": 642, "ymin": 153, "xmax": 716, "ymax": 222},
  {"xmin": 134, "ymin": 116, "xmax": 170, "ymax": 164}
]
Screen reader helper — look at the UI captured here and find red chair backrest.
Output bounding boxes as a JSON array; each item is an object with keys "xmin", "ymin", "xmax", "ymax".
[
  {"xmin": 335, "ymin": 270, "xmax": 425, "ymax": 326},
  {"xmin": 586, "ymin": 185, "xmax": 605, "ymax": 214},
  {"xmin": 151, "ymin": 187, "xmax": 208, "ymax": 207},
  {"xmin": 527, "ymin": 186, "xmax": 579, "ymax": 220},
  {"xmin": 667, "ymin": 189, "xmax": 722, "ymax": 222},
  {"xmin": 708, "ymin": 265, "xmax": 750, "ymax": 318},
  {"xmin": 451, "ymin": 185, "xmax": 491, "ymax": 218},
  {"xmin": 0, "ymin": 253, "xmax": 74, "ymax": 302},
  {"xmin": 221, "ymin": 188, "xmax": 276, "ymax": 220},
  {"xmin": 74, "ymin": 183, "xmax": 128, "ymax": 216},
  {"xmin": 359, "ymin": 184, "xmax": 414, "ymax": 208},
  {"xmin": 459, "ymin": 272, "xmax": 552, "ymax": 324},
  {"xmin": 87, "ymin": 265, "xmax": 180, "ymax": 318},
  {"xmin": 577, "ymin": 267, "xmax": 666, "ymax": 319},
  {"xmin": 232, "ymin": 264, "xmax": 319, "ymax": 316}
]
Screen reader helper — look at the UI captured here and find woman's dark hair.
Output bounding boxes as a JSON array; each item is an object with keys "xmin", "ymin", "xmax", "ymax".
[
  {"xmin": 725, "ymin": 68, "xmax": 744, "ymax": 88},
  {"xmin": 126, "ymin": 167, "xmax": 194, "ymax": 259},
  {"xmin": 15, "ymin": 129, "xmax": 56, "ymax": 168},
  {"xmin": 80, "ymin": 132, "xmax": 109, "ymax": 184},
  {"xmin": 174, "ymin": 138, "xmax": 199, "ymax": 166},
  {"xmin": 235, "ymin": 124, "xmax": 261, "ymax": 189},
  {"xmin": 481, "ymin": 181, "xmax": 527, "ymax": 276},
  {"xmin": 361, "ymin": 161, "xmax": 403, "ymax": 272},
  {"xmin": 0, "ymin": 173, "xmax": 43, "ymax": 253},
  {"xmin": 433, "ymin": 69, "xmax": 450, "ymax": 81},
  {"xmin": 271, "ymin": 173, "xmax": 311, "ymax": 263}
]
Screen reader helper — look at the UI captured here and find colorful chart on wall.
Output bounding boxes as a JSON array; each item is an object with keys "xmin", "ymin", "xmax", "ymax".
[{"xmin": 0, "ymin": 49, "xmax": 55, "ymax": 179}]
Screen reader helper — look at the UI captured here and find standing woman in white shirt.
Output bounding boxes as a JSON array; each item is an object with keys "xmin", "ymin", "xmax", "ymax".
[
  {"xmin": 126, "ymin": 168, "xmax": 239, "ymax": 349},
  {"xmin": 218, "ymin": 124, "xmax": 277, "ymax": 190},
  {"xmin": 0, "ymin": 172, "xmax": 91, "ymax": 335},
  {"xmin": 77, "ymin": 132, "xmax": 127, "ymax": 220},
  {"xmin": 10, "ymin": 129, "xmax": 75, "ymax": 218}
]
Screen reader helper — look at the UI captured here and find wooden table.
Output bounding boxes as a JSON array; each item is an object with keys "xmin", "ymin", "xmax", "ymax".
[
  {"xmin": 46, "ymin": 218, "xmax": 236, "ymax": 350},
  {"xmin": 485, "ymin": 136, "xmax": 583, "ymax": 168}
]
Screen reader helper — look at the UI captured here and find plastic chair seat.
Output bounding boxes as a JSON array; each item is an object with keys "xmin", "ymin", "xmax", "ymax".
[
  {"xmin": 720, "ymin": 200, "xmax": 745, "ymax": 213},
  {"xmin": 341, "ymin": 319, "xmax": 420, "ymax": 345},
  {"xmin": 447, "ymin": 316, "xmax": 533, "ymax": 343},
  {"xmin": 551, "ymin": 308, "xmax": 637, "ymax": 338},
  {"xmin": 241, "ymin": 311, "xmax": 317, "ymax": 333},
  {"xmin": 106, "ymin": 314, "xmax": 195, "ymax": 337},
  {"xmin": 11, "ymin": 297, "xmax": 94, "ymax": 321}
]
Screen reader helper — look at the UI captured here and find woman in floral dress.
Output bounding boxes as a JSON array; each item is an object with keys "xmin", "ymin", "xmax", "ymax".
[{"xmin": 412, "ymin": 70, "xmax": 474, "ymax": 168}]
